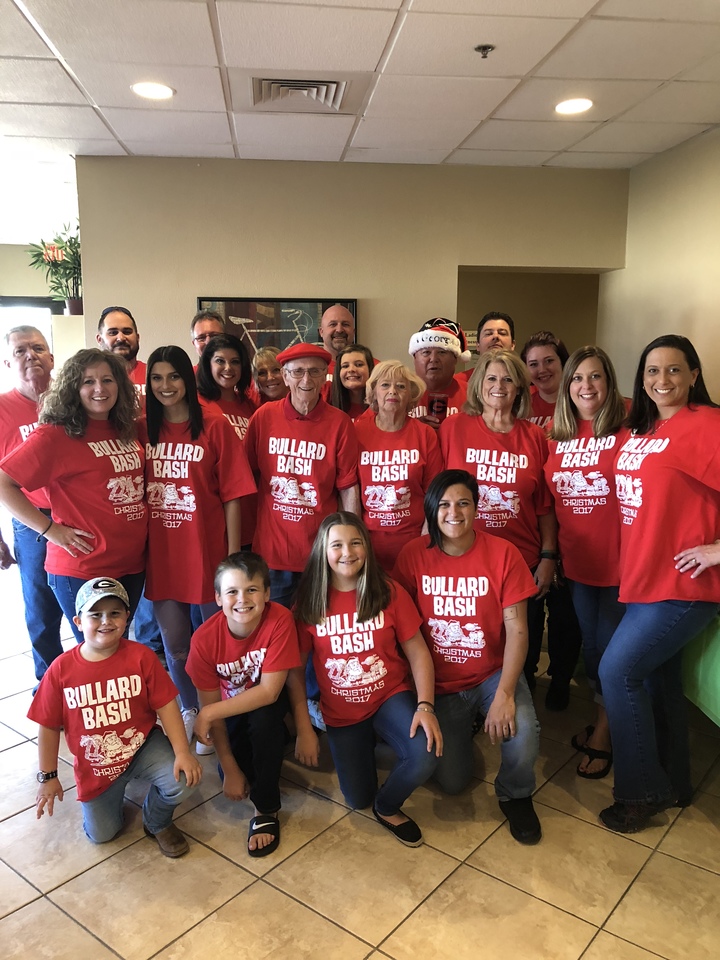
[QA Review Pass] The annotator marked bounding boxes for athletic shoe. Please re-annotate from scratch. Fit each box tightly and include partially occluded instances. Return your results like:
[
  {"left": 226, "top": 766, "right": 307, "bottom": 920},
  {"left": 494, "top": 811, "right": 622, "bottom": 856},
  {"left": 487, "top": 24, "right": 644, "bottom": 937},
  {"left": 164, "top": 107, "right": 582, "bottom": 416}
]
[
  {"left": 599, "top": 799, "right": 674, "bottom": 834},
  {"left": 181, "top": 706, "right": 198, "bottom": 744},
  {"left": 196, "top": 740, "right": 215, "bottom": 756}
]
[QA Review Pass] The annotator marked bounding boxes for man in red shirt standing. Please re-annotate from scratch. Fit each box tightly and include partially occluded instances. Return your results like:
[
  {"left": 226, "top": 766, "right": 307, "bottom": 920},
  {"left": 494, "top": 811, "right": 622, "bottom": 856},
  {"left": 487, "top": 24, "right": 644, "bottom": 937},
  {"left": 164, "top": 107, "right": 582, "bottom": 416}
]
[
  {"left": 0, "top": 326, "right": 64, "bottom": 683},
  {"left": 408, "top": 318, "right": 470, "bottom": 428},
  {"left": 96, "top": 306, "right": 146, "bottom": 392}
]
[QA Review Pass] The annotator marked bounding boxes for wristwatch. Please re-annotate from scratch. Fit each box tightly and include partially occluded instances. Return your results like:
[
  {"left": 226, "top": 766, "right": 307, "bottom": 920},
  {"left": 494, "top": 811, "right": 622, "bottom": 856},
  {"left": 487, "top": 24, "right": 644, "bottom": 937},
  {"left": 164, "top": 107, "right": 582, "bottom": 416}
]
[{"left": 36, "top": 770, "right": 58, "bottom": 783}]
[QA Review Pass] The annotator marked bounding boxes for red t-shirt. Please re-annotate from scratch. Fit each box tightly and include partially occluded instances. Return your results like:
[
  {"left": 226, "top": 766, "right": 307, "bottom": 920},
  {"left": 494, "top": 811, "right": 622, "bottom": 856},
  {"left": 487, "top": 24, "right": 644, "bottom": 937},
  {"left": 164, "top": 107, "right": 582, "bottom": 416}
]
[
  {"left": 545, "top": 421, "right": 628, "bottom": 587},
  {"left": 144, "top": 416, "right": 256, "bottom": 604},
  {"left": 526, "top": 393, "right": 555, "bottom": 431},
  {"left": 28, "top": 639, "right": 178, "bottom": 802},
  {"left": 409, "top": 376, "right": 467, "bottom": 422},
  {"left": 393, "top": 533, "right": 537, "bottom": 695},
  {"left": 355, "top": 413, "right": 443, "bottom": 570},
  {"left": 614, "top": 405, "right": 720, "bottom": 604},
  {"left": 186, "top": 602, "right": 300, "bottom": 698},
  {"left": 0, "top": 388, "right": 50, "bottom": 509},
  {"left": 199, "top": 394, "right": 258, "bottom": 546},
  {"left": 1, "top": 420, "right": 147, "bottom": 578},
  {"left": 295, "top": 581, "right": 422, "bottom": 727},
  {"left": 244, "top": 396, "right": 359, "bottom": 572},
  {"left": 439, "top": 413, "right": 551, "bottom": 567}
]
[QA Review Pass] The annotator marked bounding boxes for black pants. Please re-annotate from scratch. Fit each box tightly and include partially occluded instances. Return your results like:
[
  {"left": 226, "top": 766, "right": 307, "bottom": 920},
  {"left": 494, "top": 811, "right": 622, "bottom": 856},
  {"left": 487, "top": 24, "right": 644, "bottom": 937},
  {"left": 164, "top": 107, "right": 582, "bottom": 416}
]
[
  {"left": 223, "top": 688, "right": 289, "bottom": 813},
  {"left": 525, "top": 578, "right": 582, "bottom": 689}
]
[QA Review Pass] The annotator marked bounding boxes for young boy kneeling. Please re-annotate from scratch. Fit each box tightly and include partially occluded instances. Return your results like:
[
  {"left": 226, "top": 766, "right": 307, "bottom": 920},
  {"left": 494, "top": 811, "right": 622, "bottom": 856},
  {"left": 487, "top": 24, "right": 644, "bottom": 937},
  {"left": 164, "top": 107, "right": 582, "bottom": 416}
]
[
  {"left": 29, "top": 577, "right": 202, "bottom": 858},
  {"left": 186, "top": 552, "right": 301, "bottom": 858}
]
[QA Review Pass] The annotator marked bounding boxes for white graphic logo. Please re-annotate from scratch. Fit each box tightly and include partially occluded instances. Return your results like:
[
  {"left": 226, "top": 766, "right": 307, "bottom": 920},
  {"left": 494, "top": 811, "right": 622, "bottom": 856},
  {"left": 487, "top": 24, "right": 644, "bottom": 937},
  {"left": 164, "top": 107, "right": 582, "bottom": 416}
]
[
  {"left": 324, "top": 654, "right": 388, "bottom": 688},
  {"left": 270, "top": 476, "right": 318, "bottom": 507},
  {"left": 616, "top": 473, "right": 643, "bottom": 508},
  {"left": 106, "top": 474, "right": 144, "bottom": 504},
  {"left": 477, "top": 484, "right": 520, "bottom": 515},
  {"left": 364, "top": 484, "right": 411, "bottom": 512},
  {"left": 79, "top": 727, "right": 145, "bottom": 766},
  {"left": 552, "top": 470, "right": 609, "bottom": 498},
  {"left": 146, "top": 481, "right": 197, "bottom": 511},
  {"left": 428, "top": 618, "right": 486, "bottom": 649}
]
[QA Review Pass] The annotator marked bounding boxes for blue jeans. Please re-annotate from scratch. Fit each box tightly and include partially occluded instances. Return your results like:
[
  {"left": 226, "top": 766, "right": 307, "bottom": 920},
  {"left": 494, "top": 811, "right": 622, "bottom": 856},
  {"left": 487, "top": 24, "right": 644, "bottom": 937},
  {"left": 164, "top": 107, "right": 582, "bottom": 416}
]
[
  {"left": 434, "top": 672, "right": 539, "bottom": 800},
  {"left": 269, "top": 568, "right": 318, "bottom": 698},
  {"left": 81, "top": 727, "right": 196, "bottom": 842},
  {"left": 132, "top": 589, "right": 163, "bottom": 654},
  {"left": 569, "top": 581, "right": 625, "bottom": 695},
  {"left": 48, "top": 571, "right": 145, "bottom": 644},
  {"left": 599, "top": 599, "right": 719, "bottom": 806},
  {"left": 324, "top": 690, "right": 438, "bottom": 816},
  {"left": 12, "top": 516, "right": 64, "bottom": 683}
]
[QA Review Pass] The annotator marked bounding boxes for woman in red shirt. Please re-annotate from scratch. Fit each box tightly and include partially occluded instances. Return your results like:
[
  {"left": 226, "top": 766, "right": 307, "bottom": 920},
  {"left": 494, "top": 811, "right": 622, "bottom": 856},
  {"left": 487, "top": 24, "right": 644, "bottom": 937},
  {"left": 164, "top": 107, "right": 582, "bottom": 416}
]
[
  {"left": 293, "top": 512, "right": 441, "bottom": 846},
  {"left": 330, "top": 344, "right": 373, "bottom": 421}
]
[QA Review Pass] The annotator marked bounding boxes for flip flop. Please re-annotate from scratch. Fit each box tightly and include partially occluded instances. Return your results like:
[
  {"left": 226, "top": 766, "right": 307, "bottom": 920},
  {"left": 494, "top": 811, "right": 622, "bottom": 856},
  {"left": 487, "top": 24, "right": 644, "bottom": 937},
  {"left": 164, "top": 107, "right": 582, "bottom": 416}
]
[
  {"left": 248, "top": 815, "right": 280, "bottom": 858},
  {"left": 577, "top": 744, "right": 613, "bottom": 780},
  {"left": 571, "top": 724, "right": 595, "bottom": 752}
]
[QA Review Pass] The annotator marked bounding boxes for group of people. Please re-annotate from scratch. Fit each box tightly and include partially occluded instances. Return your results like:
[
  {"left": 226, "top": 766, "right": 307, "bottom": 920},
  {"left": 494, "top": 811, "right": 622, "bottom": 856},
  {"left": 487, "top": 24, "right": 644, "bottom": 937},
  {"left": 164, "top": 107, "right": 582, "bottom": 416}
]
[{"left": 0, "top": 302, "right": 718, "bottom": 859}]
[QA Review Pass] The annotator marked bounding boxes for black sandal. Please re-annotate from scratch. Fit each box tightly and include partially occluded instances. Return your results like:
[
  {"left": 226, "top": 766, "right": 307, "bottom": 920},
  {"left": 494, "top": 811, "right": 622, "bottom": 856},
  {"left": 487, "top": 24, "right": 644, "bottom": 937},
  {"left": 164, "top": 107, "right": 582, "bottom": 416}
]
[
  {"left": 576, "top": 744, "right": 613, "bottom": 780},
  {"left": 248, "top": 814, "right": 280, "bottom": 858}
]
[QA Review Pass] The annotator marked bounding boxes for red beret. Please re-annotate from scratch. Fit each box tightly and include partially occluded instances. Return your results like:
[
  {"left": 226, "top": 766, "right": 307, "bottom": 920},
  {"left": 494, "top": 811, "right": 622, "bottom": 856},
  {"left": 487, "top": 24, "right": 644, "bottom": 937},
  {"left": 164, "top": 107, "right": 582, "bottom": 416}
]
[{"left": 276, "top": 343, "right": 332, "bottom": 366}]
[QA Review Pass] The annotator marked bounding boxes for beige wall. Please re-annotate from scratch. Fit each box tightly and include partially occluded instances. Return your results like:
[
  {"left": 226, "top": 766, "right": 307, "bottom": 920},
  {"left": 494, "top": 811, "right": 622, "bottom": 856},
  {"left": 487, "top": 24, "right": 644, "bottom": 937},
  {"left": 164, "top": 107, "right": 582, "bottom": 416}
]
[
  {"left": 76, "top": 157, "right": 628, "bottom": 365},
  {"left": 457, "top": 268, "right": 599, "bottom": 363},
  {"left": 598, "top": 127, "right": 720, "bottom": 396},
  {"left": 0, "top": 244, "right": 52, "bottom": 296}
]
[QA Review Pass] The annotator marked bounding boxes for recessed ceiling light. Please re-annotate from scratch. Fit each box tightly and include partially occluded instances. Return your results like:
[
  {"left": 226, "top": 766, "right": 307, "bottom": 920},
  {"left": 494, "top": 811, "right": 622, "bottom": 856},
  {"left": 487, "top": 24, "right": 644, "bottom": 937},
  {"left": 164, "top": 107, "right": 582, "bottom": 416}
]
[
  {"left": 555, "top": 98, "right": 593, "bottom": 115},
  {"left": 131, "top": 82, "right": 175, "bottom": 101}
]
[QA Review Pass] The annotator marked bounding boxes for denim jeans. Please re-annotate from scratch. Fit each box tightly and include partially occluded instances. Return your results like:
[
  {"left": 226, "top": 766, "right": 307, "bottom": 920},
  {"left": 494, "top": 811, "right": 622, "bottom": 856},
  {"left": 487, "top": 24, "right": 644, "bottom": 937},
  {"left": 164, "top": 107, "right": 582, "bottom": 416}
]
[
  {"left": 131, "top": 589, "right": 163, "bottom": 654},
  {"left": 269, "top": 568, "right": 318, "bottom": 698},
  {"left": 48, "top": 571, "right": 145, "bottom": 644},
  {"left": 598, "top": 599, "right": 719, "bottom": 806},
  {"left": 568, "top": 581, "right": 625, "bottom": 695},
  {"left": 434, "top": 672, "right": 539, "bottom": 800},
  {"left": 81, "top": 727, "right": 196, "bottom": 842},
  {"left": 223, "top": 689, "right": 289, "bottom": 814},
  {"left": 525, "top": 576, "right": 582, "bottom": 687},
  {"left": 12, "top": 516, "right": 64, "bottom": 683},
  {"left": 325, "top": 690, "right": 438, "bottom": 816}
]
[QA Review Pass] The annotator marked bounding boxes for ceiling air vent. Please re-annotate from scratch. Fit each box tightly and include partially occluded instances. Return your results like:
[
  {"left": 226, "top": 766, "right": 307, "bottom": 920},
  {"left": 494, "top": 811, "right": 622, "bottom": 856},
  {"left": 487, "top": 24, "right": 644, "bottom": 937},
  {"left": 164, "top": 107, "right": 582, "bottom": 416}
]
[{"left": 252, "top": 77, "right": 347, "bottom": 113}]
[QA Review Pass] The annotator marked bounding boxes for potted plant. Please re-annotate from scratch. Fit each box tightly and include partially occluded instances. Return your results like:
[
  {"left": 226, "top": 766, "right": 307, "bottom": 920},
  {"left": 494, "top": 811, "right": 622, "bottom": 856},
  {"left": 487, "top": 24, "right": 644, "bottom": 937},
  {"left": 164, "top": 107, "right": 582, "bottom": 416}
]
[{"left": 28, "top": 223, "right": 83, "bottom": 314}]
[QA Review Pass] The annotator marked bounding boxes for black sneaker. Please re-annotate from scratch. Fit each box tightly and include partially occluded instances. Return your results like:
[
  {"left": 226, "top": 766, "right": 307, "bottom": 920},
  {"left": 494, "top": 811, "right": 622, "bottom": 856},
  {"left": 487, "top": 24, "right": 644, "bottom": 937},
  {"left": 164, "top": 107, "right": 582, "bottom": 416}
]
[
  {"left": 544, "top": 679, "right": 570, "bottom": 711},
  {"left": 499, "top": 797, "right": 542, "bottom": 845},
  {"left": 372, "top": 806, "right": 423, "bottom": 847},
  {"left": 599, "top": 799, "right": 674, "bottom": 834}
]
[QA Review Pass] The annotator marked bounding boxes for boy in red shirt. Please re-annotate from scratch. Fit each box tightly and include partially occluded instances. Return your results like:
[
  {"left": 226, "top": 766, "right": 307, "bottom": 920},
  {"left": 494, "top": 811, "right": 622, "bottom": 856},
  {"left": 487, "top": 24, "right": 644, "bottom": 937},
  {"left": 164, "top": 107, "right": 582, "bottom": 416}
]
[
  {"left": 186, "top": 552, "right": 301, "bottom": 858},
  {"left": 29, "top": 577, "right": 202, "bottom": 858}
]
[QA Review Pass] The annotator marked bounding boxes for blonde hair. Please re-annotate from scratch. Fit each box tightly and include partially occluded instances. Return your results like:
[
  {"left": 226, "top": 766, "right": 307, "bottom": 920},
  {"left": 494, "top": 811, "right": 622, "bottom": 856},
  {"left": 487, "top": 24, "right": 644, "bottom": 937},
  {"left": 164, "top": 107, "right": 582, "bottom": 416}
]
[
  {"left": 252, "top": 346, "right": 281, "bottom": 379},
  {"left": 551, "top": 346, "right": 627, "bottom": 441},
  {"left": 366, "top": 360, "right": 425, "bottom": 411},
  {"left": 464, "top": 349, "right": 532, "bottom": 420}
]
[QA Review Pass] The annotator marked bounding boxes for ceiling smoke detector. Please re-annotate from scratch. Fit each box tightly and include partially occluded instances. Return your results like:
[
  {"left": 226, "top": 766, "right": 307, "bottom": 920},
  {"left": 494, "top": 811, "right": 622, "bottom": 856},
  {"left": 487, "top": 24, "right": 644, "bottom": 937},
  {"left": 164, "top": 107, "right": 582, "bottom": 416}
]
[{"left": 252, "top": 77, "right": 347, "bottom": 112}]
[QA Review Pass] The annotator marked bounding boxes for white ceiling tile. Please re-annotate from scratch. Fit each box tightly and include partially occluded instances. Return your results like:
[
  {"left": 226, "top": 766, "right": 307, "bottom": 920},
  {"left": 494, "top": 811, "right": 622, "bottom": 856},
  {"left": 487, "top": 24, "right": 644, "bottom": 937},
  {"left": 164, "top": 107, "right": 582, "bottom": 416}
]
[
  {"left": 217, "top": 2, "right": 396, "bottom": 72},
  {"left": 21, "top": 0, "right": 217, "bottom": 66},
  {"left": 255, "top": 0, "right": 402, "bottom": 7},
  {"left": 678, "top": 53, "right": 720, "bottom": 82},
  {"left": 463, "top": 119, "right": 597, "bottom": 150},
  {"left": 102, "top": 109, "right": 231, "bottom": 143},
  {"left": 351, "top": 115, "right": 480, "bottom": 149},
  {"left": 619, "top": 82, "right": 720, "bottom": 123},
  {"left": 0, "top": 59, "right": 87, "bottom": 105},
  {"left": 595, "top": 0, "right": 720, "bottom": 23},
  {"left": 413, "top": 1, "right": 596, "bottom": 14},
  {"left": 345, "top": 147, "right": 450, "bottom": 163},
  {"left": 536, "top": 19, "right": 720, "bottom": 80},
  {"left": 569, "top": 121, "right": 711, "bottom": 152},
  {"left": 0, "top": 137, "right": 125, "bottom": 159},
  {"left": 234, "top": 112, "right": 356, "bottom": 156},
  {"left": 0, "top": 0, "right": 54, "bottom": 57},
  {"left": 66, "top": 62, "right": 226, "bottom": 112},
  {"left": 546, "top": 151, "right": 653, "bottom": 167},
  {"left": 445, "top": 149, "right": 555, "bottom": 165},
  {"left": 366, "top": 75, "right": 518, "bottom": 121},
  {"left": 386, "top": 13, "right": 578, "bottom": 77},
  {"left": 124, "top": 142, "right": 236, "bottom": 159},
  {"left": 495, "top": 78, "right": 661, "bottom": 121},
  {"left": 238, "top": 144, "right": 344, "bottom": 161},
  {"left": 0, "top": 103, "right": 113, "bottom": 139}
]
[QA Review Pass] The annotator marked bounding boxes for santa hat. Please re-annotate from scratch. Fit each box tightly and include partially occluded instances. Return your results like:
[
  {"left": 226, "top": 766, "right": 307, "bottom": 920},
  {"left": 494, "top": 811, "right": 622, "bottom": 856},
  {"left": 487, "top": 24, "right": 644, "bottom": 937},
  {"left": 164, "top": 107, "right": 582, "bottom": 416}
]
[{"left": 408, "top": 318, "right": 471, "bottom": 362}]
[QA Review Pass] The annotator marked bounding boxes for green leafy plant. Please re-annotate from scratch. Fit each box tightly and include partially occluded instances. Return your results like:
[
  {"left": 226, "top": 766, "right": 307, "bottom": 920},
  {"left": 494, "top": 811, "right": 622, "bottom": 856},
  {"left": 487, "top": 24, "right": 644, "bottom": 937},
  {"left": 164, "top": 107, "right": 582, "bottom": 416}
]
[{"left": 28, "top": 223, "right": 82, "bottom": 301}]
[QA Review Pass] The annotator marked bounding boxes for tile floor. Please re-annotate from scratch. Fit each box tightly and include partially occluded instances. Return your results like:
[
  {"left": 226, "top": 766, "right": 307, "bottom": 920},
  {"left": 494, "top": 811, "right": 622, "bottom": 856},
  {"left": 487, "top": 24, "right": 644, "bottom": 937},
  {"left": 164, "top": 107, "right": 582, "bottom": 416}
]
[{"left": 1, "top": 560, "right": 719, "bottom": 960}]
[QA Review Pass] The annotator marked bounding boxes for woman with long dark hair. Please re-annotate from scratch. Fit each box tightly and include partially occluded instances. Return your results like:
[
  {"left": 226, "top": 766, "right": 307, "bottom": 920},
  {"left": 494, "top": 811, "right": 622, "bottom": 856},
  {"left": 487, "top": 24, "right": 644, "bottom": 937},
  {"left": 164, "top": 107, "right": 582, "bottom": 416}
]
[
  {"left": 330, "top": 343, "right": 374, "bottom": 421},
  {"left": 144, "top": 345, "right": 255, "bottom": 746},
  {"left": 598, "top": 334, "right": 720, "bottom": 833},
  {"left": 0, "top": 348, "right": 146, "bottom": 639}
]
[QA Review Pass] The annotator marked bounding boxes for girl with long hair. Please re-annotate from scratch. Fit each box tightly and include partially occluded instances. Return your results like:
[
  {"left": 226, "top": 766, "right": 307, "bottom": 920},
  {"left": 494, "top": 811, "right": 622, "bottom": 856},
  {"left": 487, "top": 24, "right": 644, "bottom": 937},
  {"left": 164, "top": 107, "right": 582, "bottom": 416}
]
[{"left": 329, "top": 343, "right": 373, "bottom": 421}]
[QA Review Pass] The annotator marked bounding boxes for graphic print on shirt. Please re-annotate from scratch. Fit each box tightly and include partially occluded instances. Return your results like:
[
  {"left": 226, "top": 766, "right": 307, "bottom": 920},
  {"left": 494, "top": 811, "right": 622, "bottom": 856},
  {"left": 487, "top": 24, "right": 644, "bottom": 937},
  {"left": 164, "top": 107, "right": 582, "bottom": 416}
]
[
  {"left": 146, "top": 441, "right": 207, "bottom": 527},
  {"left": 615, "top": 434, "right": 669, "bottom": 524},
  {"left": 477, "top": 484, "right": 520, "bottom": 517},
  {"left": 270, "top": 475, "right": 318, "bottom": 507},
  {"left": 79, "top": 727, "right": 145, "bottom": 766},
  {"left": 421, "top": 574, "right": 490, "bottom": 664},
  {"left": 266, "top": 437, "right": 325, "bottom": 521},
  {"left": 429, "top": 618, "right": 486, "bottom": 650},
  {"left": 88, "top": 437, "right": 145, "bottom": 521},
  {"left": 107, "top": 474, "right": 144, "bottom": 504},
  {"left": 552, "top": 469, "right": 609, "bottom": 514},
  {"left": 147, "top": 481, "right": 197, "bottom": 512},
  {"left": 317, "top": 610, "right": 388, "bottom": 703},
  {"left": 616, "top": 474, "right": 643, "bottom": 521},
  {"left": 217, "top": 647, "right": 268, "bottom": 695}
]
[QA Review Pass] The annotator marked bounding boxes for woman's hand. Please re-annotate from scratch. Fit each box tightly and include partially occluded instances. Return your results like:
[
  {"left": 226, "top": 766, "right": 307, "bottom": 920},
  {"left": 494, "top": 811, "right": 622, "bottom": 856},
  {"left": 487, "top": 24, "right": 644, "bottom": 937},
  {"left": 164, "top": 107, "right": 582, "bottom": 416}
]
[
  {"left": 484, "top": 689, "right": 516, "bottom": 745},
  {"left": 46, "top": 523, "right": 95, "bottom": 558},
  {"left": 410, "top": 709, "right": 443, "bottom": 757},
  {"left": 675, "top": 542, "right": 720, "bottom": 579},
  {"left": 533, "top": 557, "right": 555, "bottom": 598}
]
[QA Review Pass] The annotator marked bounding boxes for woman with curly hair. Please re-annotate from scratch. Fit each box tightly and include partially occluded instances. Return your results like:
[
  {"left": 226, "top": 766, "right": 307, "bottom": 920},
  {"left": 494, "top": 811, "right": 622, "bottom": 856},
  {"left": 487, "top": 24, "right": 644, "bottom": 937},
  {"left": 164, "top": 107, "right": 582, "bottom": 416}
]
[{"left": 0, "top": 347, "right": 146, "bottom": 639}]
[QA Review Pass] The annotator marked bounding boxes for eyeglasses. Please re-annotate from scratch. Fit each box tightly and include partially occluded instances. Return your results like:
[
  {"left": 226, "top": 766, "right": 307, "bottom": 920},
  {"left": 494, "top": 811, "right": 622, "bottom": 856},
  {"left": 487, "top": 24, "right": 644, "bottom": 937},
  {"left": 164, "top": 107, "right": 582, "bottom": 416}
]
[
  {"left": 192, "top": 333, "right": 219, "bottom": 344},
  {"left": 284, "top": 366, "right": 326, "bottom": 380}
]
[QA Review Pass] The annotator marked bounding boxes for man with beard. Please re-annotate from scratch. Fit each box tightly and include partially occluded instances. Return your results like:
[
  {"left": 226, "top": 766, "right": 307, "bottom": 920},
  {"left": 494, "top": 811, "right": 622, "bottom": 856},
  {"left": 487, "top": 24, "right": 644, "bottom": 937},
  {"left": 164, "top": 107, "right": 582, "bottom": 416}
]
[{"left": 96, "top": 306, "right": 145, "bottom": 391}]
